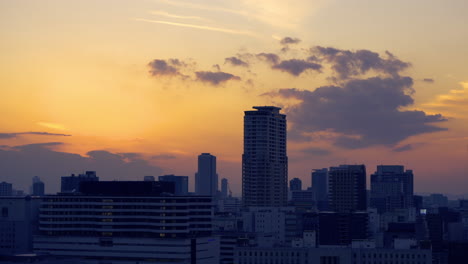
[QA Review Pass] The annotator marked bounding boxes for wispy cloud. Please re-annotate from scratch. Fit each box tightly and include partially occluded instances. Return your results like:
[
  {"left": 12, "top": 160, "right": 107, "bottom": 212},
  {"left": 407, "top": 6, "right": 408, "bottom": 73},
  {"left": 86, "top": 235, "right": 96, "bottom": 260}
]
[
  {"left": 149, "top": 10, "right": 211, "bottom": 22},
  {"left": 155, "top": 0, "right": 329, "bottom": 29},
  {"left": 136, "top": 18, "right": 255, "bottom": 36},
  {"left": 0, "top": 132, "right": 71, "bottom": 139},
  {"left": 37, "top": 122, "right": 67, "bottom": 131},
  {"left": 155, "top": 0, "right": 248, "bottom": 17}
]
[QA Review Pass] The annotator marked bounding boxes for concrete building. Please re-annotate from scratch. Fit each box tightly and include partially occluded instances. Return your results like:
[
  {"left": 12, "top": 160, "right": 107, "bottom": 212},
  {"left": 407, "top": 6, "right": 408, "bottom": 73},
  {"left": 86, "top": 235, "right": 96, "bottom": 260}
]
[
  {"left": 221, "top": 178, "right": 229, "bottom": 198},
  {"left": 0, "top": 196, "right": 41, "bottom": 255},
  {"left": 32, "top": 176, "right": 45, "bottom": 196},
  {"left": 61, "top": 171, "right": 99, "bottom": 193},
  {"left": 33, "top": 181, "right": 219, "bottom": 264},
  {"left": 318, "top": 212, "right": 369, "bottom": 246},
  {"left": 158, "top": 174, "right": 189, "bottom": 195},
  {"left": 218, "top": 196, "right": 242, "bottom": 213},
  {"left": 328, "top": 165, "right": 367, "bottom": 213},
  {"left": 312, "top": 168, "right": 328, "bottom": 211},
  {"left": 370, "top": 165, "right": 414, "bottom": 213},
  {"left": 242, "top": 207, "right": 297, "bottom": 246},
  {"left": 0, "top": 182, "right": 13, "bottom": 196},
  {"left": 195, "top": 153, "right": 218, "bottom": 197},
  {"left": 243, "top": 106, "right": 287, "bottom": 207},
  {"left": 143, "top": 175, "right": 155, "bottom": 181},
  {"left": 289, "top": 178, "right": 302, "bottom": 191},
  {"left": 234, "top": 246, "right": 431, "bottom": 264}
]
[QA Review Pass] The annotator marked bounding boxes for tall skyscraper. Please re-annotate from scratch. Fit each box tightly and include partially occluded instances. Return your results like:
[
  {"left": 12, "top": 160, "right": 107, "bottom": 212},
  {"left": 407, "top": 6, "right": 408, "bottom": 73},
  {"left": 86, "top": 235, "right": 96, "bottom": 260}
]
[
  {"left": 159, "top": 174, "right": 189, "bottom": 195},
  {"left": 289, "top": 178, "right": 302, "bottom": 191},
  {"left": 221, "top": 178, "right": 229, "bottom": 198},
  {"left": 370, "top": 165, "right": 414, "bottom": 213},
  {"left": 32, "top": 176, "right": 45, "bottom": 196},
  {"left": 242, "top": 106, "right": 287, "bottom": 207},
  {"left": 312, "top": 168, "right": 328, "bottom": 211},
  {"left": 195, "top": 153, "right": 218, "bottom": 196},
  {"left": 328, "top": 165, "right": 366, "bottom": 213}
]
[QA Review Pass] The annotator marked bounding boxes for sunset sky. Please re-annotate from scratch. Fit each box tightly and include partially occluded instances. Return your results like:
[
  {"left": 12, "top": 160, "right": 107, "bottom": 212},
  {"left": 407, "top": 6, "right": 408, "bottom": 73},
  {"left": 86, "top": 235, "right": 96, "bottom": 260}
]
[{"left": 1, "top": 0, "right": 467, "bottom": 196}]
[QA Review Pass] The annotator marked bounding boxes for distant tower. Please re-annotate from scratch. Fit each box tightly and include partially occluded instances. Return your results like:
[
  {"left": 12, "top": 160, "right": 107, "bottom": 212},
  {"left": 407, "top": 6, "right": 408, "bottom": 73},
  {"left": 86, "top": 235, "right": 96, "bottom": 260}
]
[
  {"left": 221, "top": 178, "right": 229, "bottom": 198},
  {"left": 289, "top": 178, "right": 302, "bottom": 191},
  {"left": 328, "top": 165, "right": 366, "bottom": 212},
  {"left": 242, "top": 106, "right": 288, "bottom": 207},
  {"left": 195, "top": 153, "right": 218, "bottom": 196},
  {"left": 370, "top": 165, "right": 414, "bottom": 213},
  {"left": 32, "top": 176, "right": 45, "bottom": 196},
  {"left": 312, "top": 168, "right": 328, "bottom": 210}
]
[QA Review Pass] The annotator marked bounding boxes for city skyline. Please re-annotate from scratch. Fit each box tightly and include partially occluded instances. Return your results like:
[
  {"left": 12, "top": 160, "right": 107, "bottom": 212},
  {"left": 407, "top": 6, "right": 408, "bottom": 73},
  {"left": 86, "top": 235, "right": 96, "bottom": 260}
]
[{"left": 1, "top": 1, "right": 468, "bottom": 196}]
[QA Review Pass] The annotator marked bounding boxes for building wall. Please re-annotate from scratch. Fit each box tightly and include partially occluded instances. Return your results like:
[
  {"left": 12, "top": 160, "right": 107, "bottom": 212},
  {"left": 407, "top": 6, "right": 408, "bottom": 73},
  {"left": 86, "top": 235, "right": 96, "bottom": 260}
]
[
  {"left": 0, "top": 197, "right": 41, "bottom": 255},
  {"left": 328, "top": 165, "right": 367, "bottom": 213},
  {"left": 243, "top": 106, "right": 287, "bottom": 207},
  {"left": 234, "top": 247, "right": 431, "bottom": 264},
  {"left": 195, "top": 153, "right": 218, "bottom": 196},
  {"left": 33, "top": 194, "right": 216, "bottom": 263}
]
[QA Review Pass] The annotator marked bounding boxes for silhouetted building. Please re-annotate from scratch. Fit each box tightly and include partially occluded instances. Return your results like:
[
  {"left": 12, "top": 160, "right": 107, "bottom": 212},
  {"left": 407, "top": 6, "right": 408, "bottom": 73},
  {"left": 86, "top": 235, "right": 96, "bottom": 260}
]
[
  {"left": 31, "top": 176, "right": 44, "bottom": 196},
  {"left": 318, "top": 212, "right": 368, "bottom": 246},
  {"left": 0, "top": 182, "right": 13, "bottom": 196},
  {"left": 243, "top": 106, "right": 287, "bottom": 207},
  {"left": 290, "top": 178, "right": 302, "bottom": 191},
  {"left": 34, "top": 181, "right": 219, "bottom": 263},
  {"left": 370, "top": 165, "right": 414, "bottom": 213},
  {"left": 312, "top": 168, "right": 328, "bottom": 211},
  {"left": 195, "top": 153, "right": 218, "bottom": 196},
  {"left": 221, "top": 178, "right": 229, "bottom": 198},
  {"left": 158, "top": 174, "right": 189, "bottom": 195},
  {"left": 424, "top": 193, "right": 449, "bottom": 208},
  {"left": 79, "top": 181, "right": 175, "bottom": 196},
  {"left": 0, "top": 196, "right": 41, "bottom": 255},
  {"left": 60, "top": 171, "right": 99, "bottom": 193},
  {"left": 328, "top": 165, "right": 366, "bottom": 213},
  {"left": 144, "top": 175, "right": 155, "bottom": 181}
]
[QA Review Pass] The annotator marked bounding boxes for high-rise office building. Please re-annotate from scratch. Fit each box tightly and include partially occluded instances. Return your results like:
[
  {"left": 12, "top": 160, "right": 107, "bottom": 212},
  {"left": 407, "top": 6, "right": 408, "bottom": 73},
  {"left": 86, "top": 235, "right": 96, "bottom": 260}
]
[
  {"left": 0, "top": 182, "right": 13, "bottom": 196},
  {"left": 328, "top": 165, "right": 366, "bottom": 213},
  {"left": 159, "top": 174, "right": 189, "bottom": 195},
  {"left": 61, "top": 171, "right": 99, "bottom": 193},
  {"left": 221, "top": 178, "right": 229, "bottom": 198},
  {"left": 370, "top": 165, "right": 414, "bottom": 213},
  {"left": 290, "top": 178, "right": 302, "bottom": 191},
  {"left": 195, "top": 153, "right": 218, "bottom": 196},
  {"left": 31, "top": 176, "right": 44, "bottom": 196},
  {"left": 312, "top": 168, "right": 328, "bottom": 211},
  {"left": 242, "top": 106, "right": 287, "bottom": 207}
]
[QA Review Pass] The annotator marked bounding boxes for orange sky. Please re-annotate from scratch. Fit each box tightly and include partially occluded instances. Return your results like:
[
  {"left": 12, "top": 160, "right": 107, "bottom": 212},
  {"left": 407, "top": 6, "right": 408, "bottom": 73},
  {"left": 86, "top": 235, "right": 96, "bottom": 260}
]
[{"left": 0, "top": 0, "right": 467, "bottom": 195}]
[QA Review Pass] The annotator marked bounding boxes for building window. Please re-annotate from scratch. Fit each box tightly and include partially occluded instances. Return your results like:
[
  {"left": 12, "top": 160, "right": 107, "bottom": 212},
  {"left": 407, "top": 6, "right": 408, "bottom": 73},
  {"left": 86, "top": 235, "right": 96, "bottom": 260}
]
[{"left": 1, "top": 207, "right": 7, "bottom": 218}]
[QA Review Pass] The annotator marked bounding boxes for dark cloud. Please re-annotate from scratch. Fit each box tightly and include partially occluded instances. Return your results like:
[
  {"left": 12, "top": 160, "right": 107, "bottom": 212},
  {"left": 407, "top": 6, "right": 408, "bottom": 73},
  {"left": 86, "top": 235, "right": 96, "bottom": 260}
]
[
  {"left": 423, "top": 78, "right": 435, "bottom": 83},
  {"left": 195, "top": 71, "right": 241, "bottom": 85},
  {"left": 313, "top": 46, "right": 410, "bottom": 80},
  {"left": 393, "top": 144, "right": 413, "bottom": 152},
  {"left": 280, "top": 37, "right": 301, "bottom": 45},
  {"left": 271, "top": 76, "right": 447, "bottom": 148},
  {"left": 0, "top": 132, "right": 71, "bottom": 139},
  {"left": 148, "top": 58, "right": 186, "bottom": 76},
  {"left": 256, "top": 53, "right": 280, "bottom": 65},
  {"left": 225, "top": 57, "right": 249, "bottom": 67},
  {"left": 272, "top": 59, "right": 322, "bottom": 76},
  {"left": 0, "top": 143, "right": 163, "bottom": 193},
  {"left": 301, "top": 147, "right": 331, "bottom": 156},
  {"left": 152, "top": 154, "right": 177, "bottom": 160}
]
